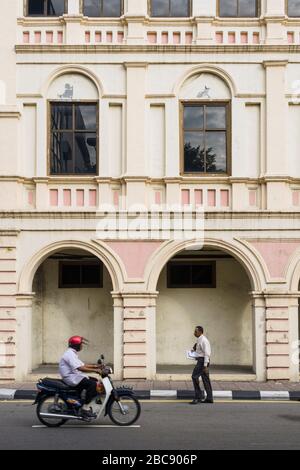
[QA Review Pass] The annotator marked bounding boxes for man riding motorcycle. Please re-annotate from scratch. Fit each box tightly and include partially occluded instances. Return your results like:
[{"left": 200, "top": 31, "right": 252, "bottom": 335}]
[{"left": 59, "top": 336, "right": 103, "bottom": 419}]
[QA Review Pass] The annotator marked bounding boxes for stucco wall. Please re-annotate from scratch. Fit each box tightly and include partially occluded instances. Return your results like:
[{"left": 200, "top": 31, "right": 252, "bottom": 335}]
[
  {"left": 32, "top": 259, "right": 114, "bottom": 369},
  {"left": 156, "top": 258, "right": 252, "bottom": 366}
]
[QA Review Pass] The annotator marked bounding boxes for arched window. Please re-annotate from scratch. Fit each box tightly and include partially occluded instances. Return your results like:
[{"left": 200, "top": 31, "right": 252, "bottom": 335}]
[
  {"left": 288, "top": 0, "right": 300, "bottom": 17},
  {"left": 83, "top": 0, "right": 123, "bottom": 17},
  {"left": 218, "top": 0, "right": 258, "bottom": 17},
  {"left": 150, "top": 0, "right": 191, "bottom": 17},
  {"left": 27, "top": 0, "right": 66, "bottom": 16}
]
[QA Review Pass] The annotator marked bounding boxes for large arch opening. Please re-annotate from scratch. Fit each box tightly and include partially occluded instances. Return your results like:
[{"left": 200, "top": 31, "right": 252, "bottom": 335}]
[
  {"left": 30, "top": 247, "right": 114, "bottom": 377},
  {"left": 155, "top": 246, "right": 254, "bottom": 378}
]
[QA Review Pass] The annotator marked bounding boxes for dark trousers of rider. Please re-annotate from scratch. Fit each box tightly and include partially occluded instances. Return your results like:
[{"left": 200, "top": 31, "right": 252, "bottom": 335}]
[
  {"left": 75, "top": 377, "right": 98, "bottom": 404},
  {"left": 192, "top": 357, "right": 213, "bottom": 401}
]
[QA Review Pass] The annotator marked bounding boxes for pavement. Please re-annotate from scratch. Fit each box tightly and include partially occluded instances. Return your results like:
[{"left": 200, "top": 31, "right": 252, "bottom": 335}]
[{"left": 1, "top": 379, "right": 300, "bottom": 401}]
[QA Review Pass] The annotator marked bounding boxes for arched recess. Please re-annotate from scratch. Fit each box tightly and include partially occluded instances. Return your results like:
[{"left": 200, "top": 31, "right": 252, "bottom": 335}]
[
  {"left": 17, "top": 239, "right": 125, "bottom": 374},
  {"left": 42, "top": 65, "right": 104, "bottom": 98},
  {"left": 173, "top": 64, "right": 237, "bottom": 98},
  {"left": 145, "top": 238, "right": 265, "bottom": 377}
]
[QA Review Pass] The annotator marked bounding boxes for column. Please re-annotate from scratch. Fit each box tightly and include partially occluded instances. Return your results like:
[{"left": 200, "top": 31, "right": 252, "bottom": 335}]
[
  {"left": 112, "top": 294, "right": 124, "bottom": 380},
  {"left": 252, "top": 293, "right": 267, "bottom": 381},
  {"left": 125, "top": 63, "right": 148, "bottom": 207},
  {"left": 265, "top": 293, "right": 299, "bottom": 382},
  {"left": 264, "top": 0, "right": 286, "bottom": 44},
  {"left": 67, "top": 0, "right": 80, "bottom": 15},
  {"left": 122, "top": 293, "right": 157, "bottom": 380},
  {"left": 15, "top": 294, "right": 34, "bottom": 381},
  {"left": 264, "top": 61, "right": 289, "bottom": 210},
  {"left": 124, "top": 0, "right": 147, "bottom": 45},
  {"left": 193, "top": 0, "right": 215, "bottom": 45},
  {"left": 0, "top": 232, "right": 18, "bottom": 381}
]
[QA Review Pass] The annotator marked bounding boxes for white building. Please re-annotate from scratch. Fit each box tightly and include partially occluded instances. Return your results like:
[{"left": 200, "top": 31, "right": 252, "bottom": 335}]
[{"left": 0, "top": 0, "right": 300, "bottom": 382}]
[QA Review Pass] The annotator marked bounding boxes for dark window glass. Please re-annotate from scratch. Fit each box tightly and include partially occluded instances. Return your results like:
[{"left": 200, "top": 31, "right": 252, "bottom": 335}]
[
  {"left": 28, "top": 0, "right": 45, "bottom": 14},
  {"left": 61, "top": 264, "right": 81, "bottom": 286},
  {"left": 183, "top": 104, "right": 228, "bottom": 174},
  {"left": 151, "top": 0, "right": 190, "bottom": 17},
  {"left": 50, "top": 102, "right": 97, "bottom": 175},
  {"left": 28, "top": 0, "right": 65, "bottom": 16},
  {"left": 191, "top": 264, "right": 214, "bottom": 286},
  {"left": 167, "top": 263, "right": 216, "bottom": 288},
  {"left": 60, "top": 262, "right": 103, "bottom": 288},
  {"left": 219, "top": 0, "right": 257, "bottom": 17},
  {"left": 83, "top": 0, "right": 122, "bottom": 17},
  {"left": 288, "top": 0, "right": 300, "bottom": 16},
  {"left": 81, "top": 264, "right": 101, "bottom": 286}
]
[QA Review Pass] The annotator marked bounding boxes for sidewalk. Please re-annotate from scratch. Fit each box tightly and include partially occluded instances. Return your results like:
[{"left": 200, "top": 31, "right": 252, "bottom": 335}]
[{"left": 1, "top": 379, "right": 300, "bottom": 401}]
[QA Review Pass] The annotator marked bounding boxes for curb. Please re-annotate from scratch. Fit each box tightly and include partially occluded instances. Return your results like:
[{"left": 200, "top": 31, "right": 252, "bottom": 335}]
[{"left": 1, "top": 389, "right": 300, "bottom": 401}]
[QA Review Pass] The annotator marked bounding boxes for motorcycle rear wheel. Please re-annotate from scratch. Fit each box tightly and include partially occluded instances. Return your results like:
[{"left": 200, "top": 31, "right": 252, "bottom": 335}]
[{"left": 36, "top": 395, "right": 70, "bottom": 428}]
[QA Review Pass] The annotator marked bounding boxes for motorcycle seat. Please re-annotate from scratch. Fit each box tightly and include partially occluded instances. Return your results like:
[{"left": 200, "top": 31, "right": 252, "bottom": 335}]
[{"left": 40, "top": 377, "right": 77, "bottom": 392}]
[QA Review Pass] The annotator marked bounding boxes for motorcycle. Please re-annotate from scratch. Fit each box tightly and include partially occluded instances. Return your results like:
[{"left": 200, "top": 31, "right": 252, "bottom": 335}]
[{"left": 34, "top": 355, "right": 141, "bottom": 427}]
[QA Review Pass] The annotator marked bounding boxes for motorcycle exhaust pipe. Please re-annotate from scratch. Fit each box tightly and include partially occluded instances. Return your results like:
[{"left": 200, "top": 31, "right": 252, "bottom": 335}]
[{"left": 39, "top": 412, "right": 85, "bottom": 421}]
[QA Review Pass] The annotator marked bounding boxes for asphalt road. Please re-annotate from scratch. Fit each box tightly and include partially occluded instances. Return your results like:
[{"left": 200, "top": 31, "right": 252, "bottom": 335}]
[{"left": 0, "top": 400, "right": 300, "bottom": 450}]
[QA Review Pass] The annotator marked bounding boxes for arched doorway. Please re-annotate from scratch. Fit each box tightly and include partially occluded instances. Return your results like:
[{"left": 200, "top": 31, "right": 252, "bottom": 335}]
[
  {"left": 155, "top": 246, "right": 254, "bottom": 378},
  {"left": 30, "top": 248, "right": 114, "bottom": 375}
]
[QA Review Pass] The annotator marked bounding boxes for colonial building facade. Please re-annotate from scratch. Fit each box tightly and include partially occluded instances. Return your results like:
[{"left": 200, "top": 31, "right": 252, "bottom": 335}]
[{"left": 1, "top": 0, "right": 300, "bottom": 382}]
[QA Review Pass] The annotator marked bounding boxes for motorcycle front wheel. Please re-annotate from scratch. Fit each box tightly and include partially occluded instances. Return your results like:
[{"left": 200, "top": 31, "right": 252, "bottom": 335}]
[
  {"left": 108, "top": 395, "right": 141, "bottom": 426},
  {"left": 36, "top": 395, "right": 69, "bottom": 428}
]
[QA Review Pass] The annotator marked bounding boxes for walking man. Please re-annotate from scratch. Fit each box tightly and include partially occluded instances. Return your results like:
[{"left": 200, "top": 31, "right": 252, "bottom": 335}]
[{"left": 190, "top": 326, "right": 214, "bottom": 404}]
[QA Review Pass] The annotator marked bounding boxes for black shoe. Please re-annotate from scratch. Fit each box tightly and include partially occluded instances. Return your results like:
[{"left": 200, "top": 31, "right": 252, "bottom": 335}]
[
  {"left": 201, "top": 399, "right": 214, "bottom": 404},
  {"left": 80, "top": 408, "right": 97, "bottom": 419},
  {"left": 189, "top": 399, "right": 201, "bottom": 405}
]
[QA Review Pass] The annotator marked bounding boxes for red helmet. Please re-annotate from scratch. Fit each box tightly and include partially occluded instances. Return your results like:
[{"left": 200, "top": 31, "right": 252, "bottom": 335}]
[{"left": 68, "top": 336, "right": 89, "bottom": 348}]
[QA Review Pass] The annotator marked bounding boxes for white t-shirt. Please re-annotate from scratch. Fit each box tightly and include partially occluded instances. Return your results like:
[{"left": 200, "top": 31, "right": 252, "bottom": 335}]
[{"left": 59, "top": 348, "right": 88, "bottom": 386}]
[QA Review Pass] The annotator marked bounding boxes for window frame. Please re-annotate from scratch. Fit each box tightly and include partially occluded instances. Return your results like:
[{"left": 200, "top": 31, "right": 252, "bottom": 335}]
[
  {"left": 180, "top": 100, "right": 232, "bottom": 177},
  {"left": 26, "top": 0, "right": 67, "bottom": 17},
  {"left": 80, "top": 0, "right": 124, "bottom": 17},
  {"left": 217, "top": 0, "right": 260, "bottom": 18},
  {"left": 286, "top": 0, "right": 300, "bottom": 17},
  {"left": 59, "top": 260, "right": 103, "bottom": 288},
  {"left": 167, "top": 261, "right": 217, "bottom": 289},
  {"left": 148, "top": 0, "right": 192, "bottom": 18},
  {"left": 48, "top": 100, "right": 99, "bottom": 177}
]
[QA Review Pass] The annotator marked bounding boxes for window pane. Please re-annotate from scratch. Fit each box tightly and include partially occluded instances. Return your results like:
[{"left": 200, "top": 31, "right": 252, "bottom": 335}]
[
  {"left": 51, "top": 132, "right": 73, "bottom": 174},
  {"left": 219, "top": 0, "right": 237, "bottom": 16},
  {"left": 191, "top": 265, "right": 214, "bottom": 286},
  {"left": 170, "top": 0, "right": 190, "bottom": 16},
  {"left": 47, "top": 0, "right": 65, "bottom": 16},
  {"left": 83, "top": 0, "right": 101, "bottom": 16},
  {"left": 288, "top": 0, "right": 300, "bottom": 16},
  {"left": 184, "top": 132, "right": 205, "bottom": 172},
  {"left": 184, "top": 106, "right": 204, "bottom": 130},
  {"left": 75, "top": 133, "right": 97, "bottom": 174},
  {"left": 28, "top": 0, "right": 45, "bottom": 15},
  {"left": 239, "top": 0, "right": 257, "bottom": 16},
  {"left": 75, "top": 105, "right": 97, "bottom": 130},
  {"left": 82, "top": 264, "right": 101, "bottom": 286},
  {"left": 103, "top": 0, "right": 122, "bottom": 16},
  {"left": 169, "top": 264, "right": 191, "bottom": 286},
  {"left": 206, "top": 107, "right": 226, "bottom": 130},
  {"left": 205, "top": 132, "right": 227, "bottom": 173},
  {"left": 61, "top": 265, "right": 81, "bottom": 286},
  {"left": 151, "top": 0, "right": 169, "bottom": 16},
  {"left": 51, "top": 104, "right": 73, "bottom": 130}
]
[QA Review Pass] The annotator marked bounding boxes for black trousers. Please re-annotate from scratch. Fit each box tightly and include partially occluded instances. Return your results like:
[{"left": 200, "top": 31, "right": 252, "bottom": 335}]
[
  {"left": 192, "top": 358, "right": 213, "bottom": 400},
  {"left": 75, "top": 377, "right": 98, "bottom": 404}
]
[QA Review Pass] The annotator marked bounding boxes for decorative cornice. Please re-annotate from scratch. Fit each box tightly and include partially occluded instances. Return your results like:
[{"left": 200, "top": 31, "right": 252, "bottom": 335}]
[
  {"left": 263, "top": 60, "right": 289, "bottom": 68},
  {"left": 14, "top": 44, "right": 300, "bottom": 54}
]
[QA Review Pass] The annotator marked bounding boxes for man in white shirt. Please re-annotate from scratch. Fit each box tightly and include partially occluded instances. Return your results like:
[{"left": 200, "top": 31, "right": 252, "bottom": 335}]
[
  {"left": 190, "top": 326, "right": 213, "bottom": 404},
  {"left": 59, "top": 336, "right": 103, "bottom": 418}
]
